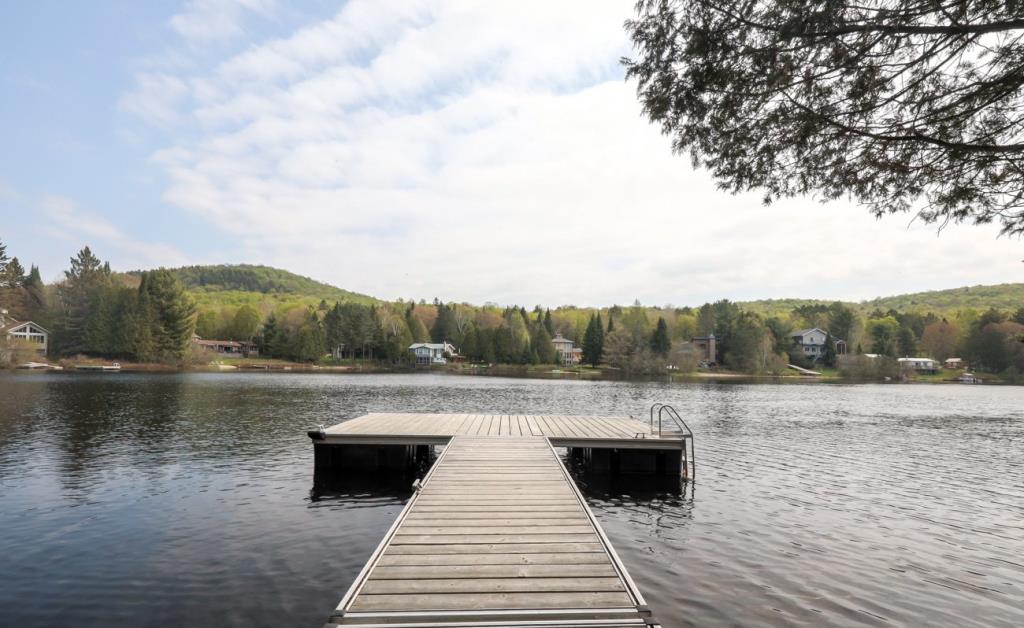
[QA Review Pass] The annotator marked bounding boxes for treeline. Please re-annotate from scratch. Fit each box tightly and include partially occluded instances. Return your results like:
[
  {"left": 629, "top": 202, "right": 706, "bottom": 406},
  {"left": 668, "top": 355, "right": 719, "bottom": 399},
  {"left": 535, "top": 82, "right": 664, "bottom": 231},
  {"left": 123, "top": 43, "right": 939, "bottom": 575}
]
[
  {"left": 3, "top": 237, "right": 1022, "bottom": 377},
  {"left": 1, "top": 241, "right": 197, "bottom": 362}
]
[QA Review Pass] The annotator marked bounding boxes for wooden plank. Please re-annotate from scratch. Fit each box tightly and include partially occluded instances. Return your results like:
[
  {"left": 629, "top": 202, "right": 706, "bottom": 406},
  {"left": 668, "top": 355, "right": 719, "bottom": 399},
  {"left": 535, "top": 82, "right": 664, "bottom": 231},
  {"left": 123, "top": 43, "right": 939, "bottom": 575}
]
[
  {"left": 393, "top": 534, "right": 599, "bottom": 544},
  {"left": 376, "top": 553, "right": 610, "bottom": 567},
  {"left": 347, "top": 591, "right": 635, "bottom": 611},
  {"left": 385, "top": 542, "right": 606, "bottom": 555},
  {"left": 394, "top": 525, "right": 595, "bottom": 535},
  {"left": 369, "top": 564, "right": 618, "bottom": 578},
  {"left": 360, "top": 577, "right": 625, "bottom": 594},
  {"left": 409, "top": 505, "right": 583, "bottom": 512},
  {"left": 401, "top": 516, "right": 593, "bottom": 524}
]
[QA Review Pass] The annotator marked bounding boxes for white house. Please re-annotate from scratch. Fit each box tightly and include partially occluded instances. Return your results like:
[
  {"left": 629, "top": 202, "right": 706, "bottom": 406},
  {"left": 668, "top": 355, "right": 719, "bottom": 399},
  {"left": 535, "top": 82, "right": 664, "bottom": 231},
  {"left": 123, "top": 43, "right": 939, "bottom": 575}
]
[
  {"left": 792, "top": 328, "right": 846, "bottom": 361},
  {"left": 898, "top": 357, "right": 939, "bottom": 373},
  {"left": 551, "top": 333, "right": 582, "bottom": 366},
  {"left": 0, "top": 309, "right": 48, "bottom": 355},
  {"left": 409, "top": 342, "right": 458, "bottom": 365}
]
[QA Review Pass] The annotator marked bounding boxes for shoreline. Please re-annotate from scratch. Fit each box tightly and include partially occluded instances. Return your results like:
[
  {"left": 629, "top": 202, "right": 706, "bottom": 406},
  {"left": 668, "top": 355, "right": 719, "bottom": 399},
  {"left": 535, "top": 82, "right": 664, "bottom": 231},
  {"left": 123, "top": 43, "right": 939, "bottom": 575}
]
[{"left": 4, "top": 359, "right": 1004, "bottom": 385}]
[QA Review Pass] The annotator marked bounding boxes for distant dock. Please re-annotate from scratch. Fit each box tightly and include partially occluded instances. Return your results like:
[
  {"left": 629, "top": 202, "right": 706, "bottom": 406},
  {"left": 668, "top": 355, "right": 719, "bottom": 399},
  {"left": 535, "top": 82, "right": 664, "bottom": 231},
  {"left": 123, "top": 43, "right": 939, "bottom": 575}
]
[{"left": 310, "top": 409, "right": 694, "bottom": 627}]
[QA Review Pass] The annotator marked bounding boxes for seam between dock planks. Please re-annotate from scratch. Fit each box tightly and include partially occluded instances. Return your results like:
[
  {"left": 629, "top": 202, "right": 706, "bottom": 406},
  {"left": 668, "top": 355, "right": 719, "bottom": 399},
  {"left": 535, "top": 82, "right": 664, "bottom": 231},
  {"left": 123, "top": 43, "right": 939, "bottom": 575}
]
[{"left": 327, "top": 435, "right": 658, "bottom": 628}]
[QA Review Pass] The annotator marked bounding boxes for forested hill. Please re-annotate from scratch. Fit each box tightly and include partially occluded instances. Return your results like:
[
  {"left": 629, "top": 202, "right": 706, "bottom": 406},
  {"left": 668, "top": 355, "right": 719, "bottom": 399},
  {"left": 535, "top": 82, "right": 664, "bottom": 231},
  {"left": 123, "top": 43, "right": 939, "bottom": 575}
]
[
  {"left": 127, "top": 264, "right": 377, "bottom": 308},
  {"left": 739, "top": 283, "right": 1024, "bottom": 317}
]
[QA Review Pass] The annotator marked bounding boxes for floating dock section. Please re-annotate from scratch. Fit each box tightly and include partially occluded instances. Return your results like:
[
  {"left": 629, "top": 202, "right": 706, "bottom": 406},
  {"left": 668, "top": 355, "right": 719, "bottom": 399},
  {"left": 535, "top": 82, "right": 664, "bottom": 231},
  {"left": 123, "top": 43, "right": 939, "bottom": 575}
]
[
  {"left": 312, "top": 412, "right": 688, "bottom": 478},
  {"left": 311, "top": 412, "right": 691, "bottom": 627}
]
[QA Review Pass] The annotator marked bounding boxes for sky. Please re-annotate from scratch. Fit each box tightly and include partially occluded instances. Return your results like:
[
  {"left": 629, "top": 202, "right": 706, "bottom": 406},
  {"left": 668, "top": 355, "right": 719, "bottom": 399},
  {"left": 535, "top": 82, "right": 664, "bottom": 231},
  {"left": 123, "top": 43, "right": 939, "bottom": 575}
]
[{"left": 0, "top": 0, "right": 1021, "bottom": 308}]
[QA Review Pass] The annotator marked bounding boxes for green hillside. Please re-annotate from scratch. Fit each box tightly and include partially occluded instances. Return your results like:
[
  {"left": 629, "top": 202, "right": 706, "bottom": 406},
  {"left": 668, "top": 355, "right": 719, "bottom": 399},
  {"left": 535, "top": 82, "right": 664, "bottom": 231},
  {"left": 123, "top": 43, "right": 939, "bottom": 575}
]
[
  {"left": 129, "top": 264, "right": 377, "bottom": 310},
  {"left": 739, "top": 283, "right": 1024, "bottom": 317},
  {"left": 863, "top": 283, "right": 1024, "bottom": 312}
]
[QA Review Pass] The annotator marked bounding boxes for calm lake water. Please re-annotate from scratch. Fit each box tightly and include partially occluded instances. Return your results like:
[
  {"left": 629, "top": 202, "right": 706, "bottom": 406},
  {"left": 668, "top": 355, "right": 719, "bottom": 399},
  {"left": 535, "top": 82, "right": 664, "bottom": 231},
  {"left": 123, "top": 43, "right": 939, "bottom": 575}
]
[{"left": 1, "top": 373, "right": 1022, "bottom": 627}]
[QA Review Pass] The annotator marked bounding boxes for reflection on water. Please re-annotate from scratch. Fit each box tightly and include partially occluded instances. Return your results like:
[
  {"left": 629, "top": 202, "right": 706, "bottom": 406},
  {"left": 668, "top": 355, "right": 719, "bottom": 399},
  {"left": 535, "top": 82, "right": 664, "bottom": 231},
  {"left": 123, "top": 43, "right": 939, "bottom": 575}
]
[{"left": 1, "top": 373, "right": 1023, "bottom": 627}]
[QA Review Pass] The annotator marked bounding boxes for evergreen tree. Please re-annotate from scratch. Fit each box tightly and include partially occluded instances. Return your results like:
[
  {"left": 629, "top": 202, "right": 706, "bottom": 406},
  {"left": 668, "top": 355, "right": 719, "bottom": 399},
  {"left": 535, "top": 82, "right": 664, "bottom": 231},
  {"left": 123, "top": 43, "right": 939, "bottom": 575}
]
[
  {"left": 822, "top": 332, "right": 837, "bottom": 367},
  {"left": 531, "top": 325, "right": 556, "bottom": 364},
  {"left": 58, "top": 247, "right": 111, "bottom": 354},
  {"left": 897, "top": 324, "right": 917, "bottom": 357},
  {"left": 431, "top": 302, "right": 456, "bottom": 343},
  {"left": 83, "top": 285, "right": 114, "bottom": 355},
  {"left": 582, "top": 314, "right": 604, "bottom": 366},
  {"left": 607, "top": 316, "right": 614, "bottom": 333},
  {"left": 24, "top": 265, "right": 46, "bottom": 315},
  {"left": 408, "top": 314, "right": 429, "bottom": 343},
  {"left": 478, "top": 328, "right": 497, "bottom": 363},
  {"left": 543, "top": 309, "right": 554, "bottom": 335},
  {"left": 0, "top": 238, "right": 8, "bottom": 273},
  {"left": 260, "top": 313, "right": 280, "bottom": 356},
  {"left": 324, "top": 303, "right": 343, "bottom": 355},
  {"left": 121, "top": 288, "right": 154, "bottom": 360},
  {"left": 292, "top": 309, "right": 326, "bottom": 362},
  {"left": 139, "top": 269, "right": 196, "bottom": 360},
  {"left": 2, "top": 257, "right": 25, "bottom": 287},
  {"left": 650, "top": 316, "right": 671, "bottom": 357}
]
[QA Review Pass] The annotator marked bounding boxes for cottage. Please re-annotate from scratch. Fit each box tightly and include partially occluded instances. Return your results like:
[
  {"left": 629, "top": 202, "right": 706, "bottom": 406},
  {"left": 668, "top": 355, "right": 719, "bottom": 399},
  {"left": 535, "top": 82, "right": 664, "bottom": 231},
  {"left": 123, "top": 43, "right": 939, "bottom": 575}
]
[
  {"left": 690, "top": 334, "right": 717, "bottom": 366},
  {"left": 944, "top": 357, "right": 965, "bottom": 370},
  {"left": 898, "top": 357, "right": 939, "bottom": 374},
  {"left": 791, "top": 328, "right": 846, "bottom": 361},
  {"left": 409, "top": 342, "right": 458, "bottom": 365},
  {"left": 0, "top": 309, "right": 48, "bottom": 354},
  {"left": 551, "top": 333, "right": 582, "bottom": 366},
  {"left": 192, "top": 334, "right": 258, "bottom": 357}
]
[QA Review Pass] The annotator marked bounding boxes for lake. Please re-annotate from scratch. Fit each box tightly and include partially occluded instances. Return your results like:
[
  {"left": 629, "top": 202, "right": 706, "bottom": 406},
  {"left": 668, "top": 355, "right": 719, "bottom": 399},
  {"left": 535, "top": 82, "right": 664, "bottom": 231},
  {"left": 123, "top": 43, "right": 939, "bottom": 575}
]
[{"left": 1, "top": 373, "right": 1022, "bottom": 627}]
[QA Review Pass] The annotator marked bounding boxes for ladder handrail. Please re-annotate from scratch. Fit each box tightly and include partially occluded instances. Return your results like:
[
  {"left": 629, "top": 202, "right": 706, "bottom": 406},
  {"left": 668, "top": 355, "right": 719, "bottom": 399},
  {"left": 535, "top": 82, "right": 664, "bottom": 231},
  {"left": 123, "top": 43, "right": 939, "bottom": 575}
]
[{"left": 649, "top": 402, "right": 696, "bottom": 481}]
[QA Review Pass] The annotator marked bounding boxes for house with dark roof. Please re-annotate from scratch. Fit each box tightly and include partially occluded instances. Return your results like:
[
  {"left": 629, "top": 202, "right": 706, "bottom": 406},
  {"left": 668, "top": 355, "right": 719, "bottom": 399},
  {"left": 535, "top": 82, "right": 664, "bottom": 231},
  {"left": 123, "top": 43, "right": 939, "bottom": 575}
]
[
  {"left": 791, "top": 328, "right": 846, "bottom": 361},
  {"left": 0, "top": 309, "right": 48, "bottom": 355}
]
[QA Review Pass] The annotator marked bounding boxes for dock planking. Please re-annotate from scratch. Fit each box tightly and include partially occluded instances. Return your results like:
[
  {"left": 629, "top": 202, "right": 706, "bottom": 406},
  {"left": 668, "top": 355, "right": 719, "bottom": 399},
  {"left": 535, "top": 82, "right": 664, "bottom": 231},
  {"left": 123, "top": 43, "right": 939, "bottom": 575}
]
[
  {"left": 321, "top": 412, "right": 685, "bottom": 450},
  {"left": 326, "top": 435, "right": 658, "bottom": 627}
]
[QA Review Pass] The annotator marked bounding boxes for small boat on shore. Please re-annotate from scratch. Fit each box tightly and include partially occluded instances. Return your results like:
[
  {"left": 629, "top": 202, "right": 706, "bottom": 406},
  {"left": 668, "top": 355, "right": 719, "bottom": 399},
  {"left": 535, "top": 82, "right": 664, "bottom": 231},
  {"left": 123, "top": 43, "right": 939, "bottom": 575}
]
[
  {"left": 74, "top": 363, "right": 121, "bottom": 372},
  {"left": 956, "top": 372, "right": 981, "bottom": 383}
]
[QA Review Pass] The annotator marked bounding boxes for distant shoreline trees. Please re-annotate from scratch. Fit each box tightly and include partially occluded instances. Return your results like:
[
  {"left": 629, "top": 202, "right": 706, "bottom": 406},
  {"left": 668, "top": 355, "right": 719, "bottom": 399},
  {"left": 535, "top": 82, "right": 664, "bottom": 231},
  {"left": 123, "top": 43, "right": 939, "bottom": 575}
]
[{"left": 1, "top": 237, "right": 1022, "bottom": 378}]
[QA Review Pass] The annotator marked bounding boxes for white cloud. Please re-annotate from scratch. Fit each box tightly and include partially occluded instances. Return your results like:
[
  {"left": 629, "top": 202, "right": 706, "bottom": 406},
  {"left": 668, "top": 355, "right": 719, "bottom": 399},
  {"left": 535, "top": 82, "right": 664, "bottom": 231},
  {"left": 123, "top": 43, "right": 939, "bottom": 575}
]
[
  {"left": 169, "top": 0, "right": 275, "bottom": 42},
  {"left": 126, "top": 0, "right": 1022, "bottom": 306},
  {"left": 40, "top": 196, "right": 189, "bottom": 269},
  {"left": 119, "top": 73, "right": 190, "bottom": 126}
]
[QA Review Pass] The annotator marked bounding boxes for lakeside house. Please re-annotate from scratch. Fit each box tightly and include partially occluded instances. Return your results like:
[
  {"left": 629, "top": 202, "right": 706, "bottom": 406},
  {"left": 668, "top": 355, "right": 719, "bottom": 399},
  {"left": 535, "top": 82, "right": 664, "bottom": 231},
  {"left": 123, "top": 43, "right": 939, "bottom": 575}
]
[
  {"left": 192, "top": 334, "right": 259, "bottom": 357},
  {"left": 0, "top": 308, "right": 48, "bottom": 355},
  {"left": 551, "top": 333, "right": 582, "bottom": 366},
  {"left": 690, "top": 334, "right": 717, "bottom": 366},
  {"left": 944, "top": 357, "right": 965, "bottom": 370},
  {"left": 791, "top": 328, "right": 847, "bottom": 361},
  {"left": 409, "top": 342, "right": 459, "bottom": 365},
  {"left": 898, "top": 357, "right": 939, "bottom": 374}
]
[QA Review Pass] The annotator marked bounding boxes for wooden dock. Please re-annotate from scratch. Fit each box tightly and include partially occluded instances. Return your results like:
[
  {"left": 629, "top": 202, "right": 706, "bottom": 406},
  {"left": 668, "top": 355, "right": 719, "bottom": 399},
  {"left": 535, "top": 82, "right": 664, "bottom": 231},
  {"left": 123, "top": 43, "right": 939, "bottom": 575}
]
[
  {"left": 318, "top": 412, "right": 685, "bottom": 450},
  {"left": 326, "top": 435, "right": 657, "bottom": 627}
]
